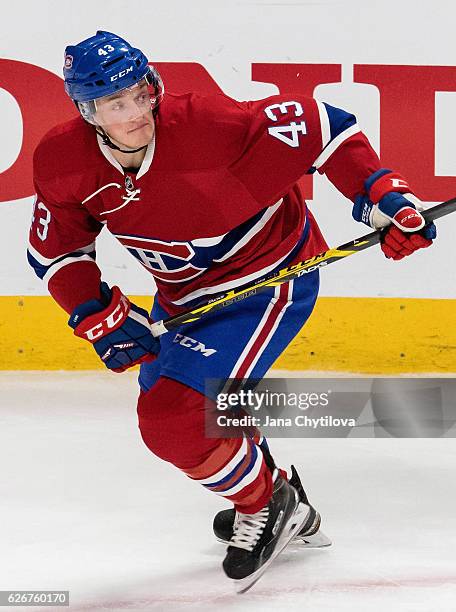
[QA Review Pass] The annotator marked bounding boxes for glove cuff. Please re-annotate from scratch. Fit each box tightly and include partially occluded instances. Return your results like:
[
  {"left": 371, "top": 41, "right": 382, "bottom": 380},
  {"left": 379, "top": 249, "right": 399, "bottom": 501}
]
[{"left": 365, "top": 169, "right": 413, "bottom": 203}]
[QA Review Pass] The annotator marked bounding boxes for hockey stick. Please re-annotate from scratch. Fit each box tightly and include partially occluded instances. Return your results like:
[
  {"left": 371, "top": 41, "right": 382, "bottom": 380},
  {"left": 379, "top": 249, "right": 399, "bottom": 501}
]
[{"left": 150, "top": 197, "right": 456, "bottom": 337}]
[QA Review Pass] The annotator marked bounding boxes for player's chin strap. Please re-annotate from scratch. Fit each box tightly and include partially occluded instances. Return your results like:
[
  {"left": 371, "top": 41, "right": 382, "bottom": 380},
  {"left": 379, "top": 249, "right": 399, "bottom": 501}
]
[{"left": 95, "top": 127, "right": 148, "bottom": 154}]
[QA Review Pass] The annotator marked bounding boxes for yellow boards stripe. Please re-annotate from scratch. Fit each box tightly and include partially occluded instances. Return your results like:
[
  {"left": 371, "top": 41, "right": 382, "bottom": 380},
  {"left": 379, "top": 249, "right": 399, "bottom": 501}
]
[{"left": 1, "top": 296, "right": 455, "bottom": 373}]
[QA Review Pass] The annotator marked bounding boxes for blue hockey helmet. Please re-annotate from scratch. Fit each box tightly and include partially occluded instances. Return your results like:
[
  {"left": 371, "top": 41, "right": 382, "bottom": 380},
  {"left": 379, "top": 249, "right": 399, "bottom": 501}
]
[
  {"left": 64, "top": 31, "right": 154, "bottom": 101},
  {"left": 63, "top": 30, "right": 164, "bottom": 153}
]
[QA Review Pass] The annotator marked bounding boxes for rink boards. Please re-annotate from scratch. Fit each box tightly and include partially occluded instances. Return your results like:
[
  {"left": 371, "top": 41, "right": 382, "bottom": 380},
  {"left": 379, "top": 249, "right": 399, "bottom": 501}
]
[{"left": 2, "top": 295, "right": 455, "bottom": 373}]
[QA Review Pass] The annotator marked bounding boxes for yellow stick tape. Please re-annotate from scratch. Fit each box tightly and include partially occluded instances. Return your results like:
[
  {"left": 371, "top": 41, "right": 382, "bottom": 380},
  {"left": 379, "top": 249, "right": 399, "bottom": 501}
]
[{"left": 1, "top": 296, "right": 455, "bottom": 373}]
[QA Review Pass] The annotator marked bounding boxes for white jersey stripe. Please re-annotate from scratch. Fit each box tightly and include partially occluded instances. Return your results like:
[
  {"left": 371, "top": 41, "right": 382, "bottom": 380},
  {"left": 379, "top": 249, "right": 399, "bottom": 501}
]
[
  {"left": 213, "top": 199, "right": 283, "bottom": 263},
  {"left": 228, "top": 284, "right": 281, "bottom": 379},
  {"left": 313, "top": 123, "right": 361, "bottom": 169},
  {"left": 27, "top": 241, "right": 95, "bottom": 266},
  {"left": 243, "top": 281, "right": 294, "bottom": 378},
  {"left": 191, "top": 232, "right": 227, "bottom": 247},
  {"left": 170, "top": 221, "right": 304, "bottom": 306},
  {"left": 316, "top": 100, "right": 331, "bottom": 150},
  {"left": 215, "top": 448, "right": 263, "bottom": 497}
]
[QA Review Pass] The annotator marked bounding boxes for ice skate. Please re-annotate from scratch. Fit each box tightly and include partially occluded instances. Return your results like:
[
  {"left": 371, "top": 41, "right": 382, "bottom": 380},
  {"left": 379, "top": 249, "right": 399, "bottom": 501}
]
[
  {"left": 222, "top": 471, "right": 310, "bottom": 593},
  {"left": 214, "top": 464, "right": 331, "bottom": 549}
]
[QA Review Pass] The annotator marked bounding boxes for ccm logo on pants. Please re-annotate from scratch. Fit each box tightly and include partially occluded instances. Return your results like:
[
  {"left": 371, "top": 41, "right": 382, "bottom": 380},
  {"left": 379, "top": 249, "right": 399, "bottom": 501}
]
[{"left": 173, "top": 333, "right": 217, "bottom": 357}]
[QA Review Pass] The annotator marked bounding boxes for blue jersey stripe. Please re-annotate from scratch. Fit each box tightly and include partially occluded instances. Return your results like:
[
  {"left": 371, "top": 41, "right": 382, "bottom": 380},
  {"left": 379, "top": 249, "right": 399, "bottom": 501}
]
[{"left": 322, "top": 102, "right": 357, "bottom": 141}]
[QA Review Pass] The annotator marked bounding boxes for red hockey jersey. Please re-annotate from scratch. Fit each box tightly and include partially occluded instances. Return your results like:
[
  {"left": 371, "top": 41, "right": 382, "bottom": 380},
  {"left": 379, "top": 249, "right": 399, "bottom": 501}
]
[{"left": 28, "top": 92, "right": 383, "bottom": 314}]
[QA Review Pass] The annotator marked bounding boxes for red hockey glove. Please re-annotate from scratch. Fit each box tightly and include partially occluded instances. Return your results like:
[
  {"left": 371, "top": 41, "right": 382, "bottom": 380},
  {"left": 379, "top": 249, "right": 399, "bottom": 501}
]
[
  {"left": 380, "top": 224, "right": 435, "bottom": 261},
  {"left": 353, "top": 169, "right": 436, "bottom": 260},
  {"left": 68, "top": 282, "right": 159, "bottom": 372}
]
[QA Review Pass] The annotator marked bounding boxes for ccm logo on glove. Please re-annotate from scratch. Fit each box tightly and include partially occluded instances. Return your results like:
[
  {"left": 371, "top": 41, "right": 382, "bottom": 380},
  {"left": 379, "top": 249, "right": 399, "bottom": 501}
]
[{"left": 77, "top": 292, "right": 130, "bottom": 341}]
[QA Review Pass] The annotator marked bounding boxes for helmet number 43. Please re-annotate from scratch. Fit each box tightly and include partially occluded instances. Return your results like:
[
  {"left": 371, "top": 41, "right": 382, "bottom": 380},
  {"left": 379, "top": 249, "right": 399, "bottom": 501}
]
[
  {"left": 264, "top": 101, "right": 307, "bottom": 148},
  {"left": 98, "top": 44, "right": 115, "bottom": 56}
]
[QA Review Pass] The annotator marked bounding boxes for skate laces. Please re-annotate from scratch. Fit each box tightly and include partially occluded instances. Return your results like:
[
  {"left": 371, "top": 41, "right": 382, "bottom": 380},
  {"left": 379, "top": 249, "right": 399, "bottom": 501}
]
[{"left": 229, "top": 508, "right": 269, "bottom": 552}]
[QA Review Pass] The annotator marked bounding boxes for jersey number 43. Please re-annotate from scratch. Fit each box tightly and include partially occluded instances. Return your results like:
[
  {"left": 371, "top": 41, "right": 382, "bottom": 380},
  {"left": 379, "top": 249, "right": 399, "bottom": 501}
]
[{"left": 264, "top": 101, "right": 307, "bottom": 148}]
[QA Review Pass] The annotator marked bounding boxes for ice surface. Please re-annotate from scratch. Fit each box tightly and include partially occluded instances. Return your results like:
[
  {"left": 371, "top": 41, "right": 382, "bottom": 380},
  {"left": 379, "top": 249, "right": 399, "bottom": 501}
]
[{"left": 1, "top": 371, "right": 455, "bottom": 611}]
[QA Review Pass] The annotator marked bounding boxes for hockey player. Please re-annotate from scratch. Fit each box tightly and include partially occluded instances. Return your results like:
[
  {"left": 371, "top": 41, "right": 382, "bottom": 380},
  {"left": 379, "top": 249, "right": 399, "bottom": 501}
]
[{"left": 28, "top": 31, "right": 436, "bottom": 591}]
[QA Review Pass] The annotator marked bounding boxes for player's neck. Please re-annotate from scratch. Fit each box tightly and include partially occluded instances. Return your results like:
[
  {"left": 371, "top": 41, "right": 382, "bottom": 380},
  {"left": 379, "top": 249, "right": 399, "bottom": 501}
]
[{"left": 111, "top": 147, "right": 148, "bottom": 171}]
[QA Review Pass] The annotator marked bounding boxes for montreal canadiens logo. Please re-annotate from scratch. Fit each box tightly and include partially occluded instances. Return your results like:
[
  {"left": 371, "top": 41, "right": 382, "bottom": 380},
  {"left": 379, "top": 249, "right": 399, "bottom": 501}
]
[
  {"left": 115, "top": 233, "right": 206, "bottom": 283},
  {"left": 64, "top": 55, "right": 73, "bottom": 69}
]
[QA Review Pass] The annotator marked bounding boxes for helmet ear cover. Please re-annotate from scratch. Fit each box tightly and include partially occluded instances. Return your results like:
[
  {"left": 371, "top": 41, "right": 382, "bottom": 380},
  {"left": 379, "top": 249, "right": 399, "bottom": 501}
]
[{"left": 78, "top": 99, "right": 96, "bottom": 122}]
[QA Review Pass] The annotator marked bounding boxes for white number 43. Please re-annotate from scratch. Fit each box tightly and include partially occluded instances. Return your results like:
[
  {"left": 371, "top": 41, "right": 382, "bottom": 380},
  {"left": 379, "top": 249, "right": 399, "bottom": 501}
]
[
  {"left": 98, "top": 44, "right": 115, "bottom": 56},
  {"left": 264, "top": 101, "right": 306, "bottom": 148}
]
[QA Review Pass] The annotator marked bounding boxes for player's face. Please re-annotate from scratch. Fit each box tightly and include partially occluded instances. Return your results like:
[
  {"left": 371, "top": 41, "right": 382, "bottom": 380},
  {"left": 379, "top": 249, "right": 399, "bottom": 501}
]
[
  {"left": 94, "top": 81, "right": 155, "bottom": 148},
  {"left": 103, "top": 110, "right": 155, "bottom": 150}
]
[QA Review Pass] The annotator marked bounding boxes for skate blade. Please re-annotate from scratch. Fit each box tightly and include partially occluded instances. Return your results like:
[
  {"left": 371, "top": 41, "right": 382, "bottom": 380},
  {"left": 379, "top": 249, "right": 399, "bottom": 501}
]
[
  {"left": 290, "top": 530, "right": 332, "bottom": 548},
  {"left": 234, "top": 500, "right": 310, "bottom": 595}
]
